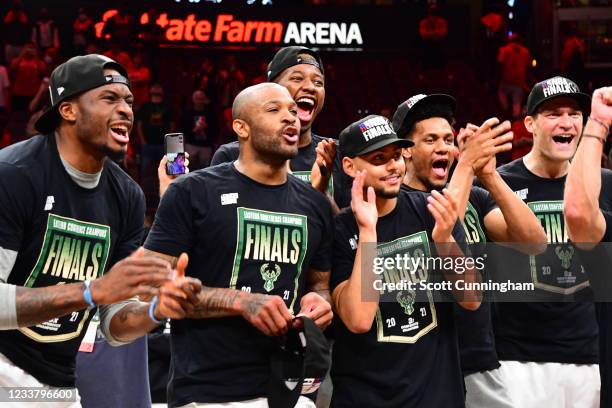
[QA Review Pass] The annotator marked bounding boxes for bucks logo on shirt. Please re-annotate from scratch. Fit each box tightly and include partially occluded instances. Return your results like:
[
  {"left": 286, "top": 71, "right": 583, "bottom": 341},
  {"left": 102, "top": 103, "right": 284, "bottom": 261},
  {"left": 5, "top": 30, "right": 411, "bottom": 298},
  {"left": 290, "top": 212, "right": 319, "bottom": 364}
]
[
  {"left": 20, "top": 214, "right": 111, "bottom": 342},
  {"left": 230, "top": 208, "right": 308, "bottom": 312},
  {"left": 463, "top": 202, "right": 487, "bottom": 244},
  {"left": 375, "top": 231, "right": 437, "bottom": 344},
  {"left": 528, "top": 200, "right": 588, "bottom": 294}
]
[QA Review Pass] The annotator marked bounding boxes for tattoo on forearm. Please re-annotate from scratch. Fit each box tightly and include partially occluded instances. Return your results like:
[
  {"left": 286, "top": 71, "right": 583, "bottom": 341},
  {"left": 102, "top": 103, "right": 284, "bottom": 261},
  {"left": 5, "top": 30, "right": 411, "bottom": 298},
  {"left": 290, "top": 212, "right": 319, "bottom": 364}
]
[
  {"left": 191, "top": 287, "right": 242, "bottom": 318},
  {"left": 307, "top": 270, "right": 331, "bottom": 302},
  {"left": 143, "top": 249, "right": 178, "bottom": 268},
  {"left": 241, "top": 295, "right": 268, "bottom": 318},
  {"left": 15, "top": 285, "right": 84, "bottom": 328},
  {"left": 116, "top": 303, "right": 144, "bottom": 324}
]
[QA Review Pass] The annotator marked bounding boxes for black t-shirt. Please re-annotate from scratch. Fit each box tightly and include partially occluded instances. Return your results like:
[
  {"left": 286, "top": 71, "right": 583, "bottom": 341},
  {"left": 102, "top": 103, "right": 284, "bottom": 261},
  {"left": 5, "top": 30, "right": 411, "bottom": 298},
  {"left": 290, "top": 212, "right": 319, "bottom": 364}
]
[
  {"left": 330, "top": 189, "right": 465, "bottom": 408},
  {"left": 597, "top": 301, "right": 612, "bottom": 407},
  {"left": 0, "top": 135, "right": 145, "bottom": 387},
  {"left": 456, "top": 186, "right": 500, "bottom": 375},
  {"left": 577, "top": 210, "right": 612, "bottom": 407},
  {"left": 144, "top": 163, "right": 333, "bottom": 407},
  {"left": 210, "top": 134, "right": 352, "bottom": 209},
  {"left": 402, "top": 184, "right": 501, "bottom": 375},
  {"left": 137, "top": 102, "right": 174, "bottom": 145},
  {"left": 490, "top": 158, "right": 611, "bottom": 364}
]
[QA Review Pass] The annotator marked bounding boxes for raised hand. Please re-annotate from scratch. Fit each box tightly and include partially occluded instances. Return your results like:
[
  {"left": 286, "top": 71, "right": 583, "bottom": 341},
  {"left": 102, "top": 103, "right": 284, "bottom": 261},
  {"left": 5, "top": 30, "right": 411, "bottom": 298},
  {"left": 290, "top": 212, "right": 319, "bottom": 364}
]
[
  {"left": 158, "top": 153, "right": 190, "bottom": 197},
  {"left": 456, "top": 123, "right": 478, "bottom": 152},
  {"left": 590, "top": 87, "right": 612, "bottom": 130},
  {"left": 311, "top": 139, "right": 336, "bottom": 193},
  {"left": 459, "top": 118, "right": 513, "bottom": 174},
  {"left": 351, "top": 170, "right": 378, "bottom": 231},
  {"left": 90, "top": 247, "right": 173, "bottom": 305},
  {"left": 155, "top": 253, "right": 203, "bottom": 320},
  {"left": 428, "top": 188, "right": 459, "bottom": 243}
]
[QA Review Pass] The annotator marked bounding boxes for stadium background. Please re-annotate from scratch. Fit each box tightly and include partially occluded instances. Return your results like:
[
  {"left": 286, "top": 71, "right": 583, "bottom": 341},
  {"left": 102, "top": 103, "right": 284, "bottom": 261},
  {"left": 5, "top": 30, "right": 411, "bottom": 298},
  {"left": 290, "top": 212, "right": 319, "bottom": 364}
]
[{"left": 1, "top": 0, "right": 611, "bottom": 214}]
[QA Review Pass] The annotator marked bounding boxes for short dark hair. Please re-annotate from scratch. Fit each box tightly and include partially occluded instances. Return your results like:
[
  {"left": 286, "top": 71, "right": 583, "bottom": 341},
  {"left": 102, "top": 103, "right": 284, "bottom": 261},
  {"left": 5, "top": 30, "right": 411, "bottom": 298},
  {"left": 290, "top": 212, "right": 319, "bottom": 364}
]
[{"left": 403, "top": 103, "right": 455, "bottom": 139}]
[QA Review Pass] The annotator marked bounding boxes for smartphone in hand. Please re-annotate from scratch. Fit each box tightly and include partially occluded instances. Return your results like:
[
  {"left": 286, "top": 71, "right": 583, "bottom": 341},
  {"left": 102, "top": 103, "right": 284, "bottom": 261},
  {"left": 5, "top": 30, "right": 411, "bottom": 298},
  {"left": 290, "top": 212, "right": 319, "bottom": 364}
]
[{"left": 165, "top": 133, "right": 186, "bottom": 176}]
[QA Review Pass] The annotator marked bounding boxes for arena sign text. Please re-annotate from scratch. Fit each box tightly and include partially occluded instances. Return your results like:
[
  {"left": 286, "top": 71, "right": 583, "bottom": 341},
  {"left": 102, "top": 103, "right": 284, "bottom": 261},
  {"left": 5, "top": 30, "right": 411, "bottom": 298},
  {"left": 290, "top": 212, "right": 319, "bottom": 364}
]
[{"left": 95, "top": 10, "right": 363, "bottom": 46}]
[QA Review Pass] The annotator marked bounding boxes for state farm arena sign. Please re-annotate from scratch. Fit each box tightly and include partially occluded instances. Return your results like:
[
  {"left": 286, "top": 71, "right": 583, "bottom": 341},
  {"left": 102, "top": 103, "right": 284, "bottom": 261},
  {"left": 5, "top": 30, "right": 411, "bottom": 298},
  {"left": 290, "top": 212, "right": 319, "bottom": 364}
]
[{"left": 96, "top": 10, "right": 363, "bottom": 48}]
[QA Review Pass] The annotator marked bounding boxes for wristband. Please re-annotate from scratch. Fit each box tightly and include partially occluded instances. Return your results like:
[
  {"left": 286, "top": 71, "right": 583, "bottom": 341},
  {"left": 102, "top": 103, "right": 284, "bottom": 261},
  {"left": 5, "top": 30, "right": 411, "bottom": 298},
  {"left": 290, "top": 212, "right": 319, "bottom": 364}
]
[
  {"left": 149, "top": 296, "right": 164, "bottom": 325},
  {"left": 83, "top": 280, "right": 96, "bottom": 309},
  {"left": 589, "top": 116, "right": 610, "bottom": 135},
  {"left": 582, "top": 133, "right": 606, "bottom": 144}
]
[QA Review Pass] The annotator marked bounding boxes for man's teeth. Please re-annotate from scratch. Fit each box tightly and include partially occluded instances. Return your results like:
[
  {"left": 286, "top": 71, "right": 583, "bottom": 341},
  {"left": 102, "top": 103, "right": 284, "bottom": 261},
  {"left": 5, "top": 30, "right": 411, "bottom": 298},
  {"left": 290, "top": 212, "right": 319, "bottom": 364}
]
[
  {"left": 553, "top": 135, "right": 573, "bottom": 143},
  {"left": 111, "top": 126, "right": 128, "bottom": 135},
  {"left": 296, "top": 98, "right": 314, "bottom": 107}
]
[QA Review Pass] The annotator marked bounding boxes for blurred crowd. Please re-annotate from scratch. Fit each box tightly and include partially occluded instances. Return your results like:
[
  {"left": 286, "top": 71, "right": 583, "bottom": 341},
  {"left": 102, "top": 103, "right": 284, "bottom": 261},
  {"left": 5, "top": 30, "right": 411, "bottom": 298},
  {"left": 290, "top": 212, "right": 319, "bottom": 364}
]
[{"left": 0, "top": 0, "right": 609, "bottom": 212}]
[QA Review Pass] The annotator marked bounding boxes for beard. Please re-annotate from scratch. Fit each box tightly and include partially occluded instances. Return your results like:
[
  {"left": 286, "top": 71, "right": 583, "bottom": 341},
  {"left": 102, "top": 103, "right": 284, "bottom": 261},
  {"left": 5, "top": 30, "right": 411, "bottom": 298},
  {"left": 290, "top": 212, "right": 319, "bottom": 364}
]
[
  {"left": 251, "top": 127, "right": 298, "bottom": 164},
  {"left": 76, "top": 107, "right": 128, "bottom": 162},
  {"left": 374, "top": 185, "right": 400, "bottom": 199},
  {"left": 423, "top": 177, "right": 446, "bottom": 192},
  {"left": 102, "top": 143, "right": 127, "bottom": 162}
]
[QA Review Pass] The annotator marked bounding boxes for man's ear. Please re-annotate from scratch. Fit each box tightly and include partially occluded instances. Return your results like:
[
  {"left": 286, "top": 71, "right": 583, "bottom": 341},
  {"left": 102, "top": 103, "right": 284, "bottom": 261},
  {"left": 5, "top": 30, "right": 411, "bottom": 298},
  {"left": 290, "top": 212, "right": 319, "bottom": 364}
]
[
  {"left": 343, "top": 157, "right": 357, "bottom": 178},
  {"left": 402, "top": 147, "right": 413, "bottom": 161},
  {"left": 524, "top": 115, "right": 536, "bottom": 134},
  {"left": 232, "top": 119, "right": 249, "bottom": 141},
  {"left": 57, "top": 100, "right": 78, "bottom": 125}
]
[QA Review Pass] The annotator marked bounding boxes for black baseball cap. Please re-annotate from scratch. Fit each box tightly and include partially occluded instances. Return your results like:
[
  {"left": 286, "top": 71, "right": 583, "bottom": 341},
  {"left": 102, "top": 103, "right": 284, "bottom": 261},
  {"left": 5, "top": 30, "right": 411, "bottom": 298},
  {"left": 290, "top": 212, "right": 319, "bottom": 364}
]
[
  {"left": 339, "top": 114, "right": 413, "bottom": 158},
  {"left": 392, "top": 94, "right": 457, "bottom": 139},
  {"left": 268, "top": 316, "right": 330, "bottom": 408},
  {"left": 267, "top": 46, "right": 324, "bottom": 81},
  {"left": 35, "top": 54, "right": 130, "bottom": 134},
  {"left": 526, "top": 76, "right": 590, "bottom": 116}
]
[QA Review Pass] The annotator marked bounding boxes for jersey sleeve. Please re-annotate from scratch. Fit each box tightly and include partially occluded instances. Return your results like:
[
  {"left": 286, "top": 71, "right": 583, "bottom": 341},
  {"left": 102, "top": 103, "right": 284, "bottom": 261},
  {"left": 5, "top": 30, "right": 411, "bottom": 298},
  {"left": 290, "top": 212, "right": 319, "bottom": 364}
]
[
  {"left": 308, "top": 199, "right": 333, "bottom": 272},
  {"left": 107, "top": 184, "right": 145, "bottom": 268},
  {"left": 601, "top": 210, "right": 612, "bottom": 242},
  {"left": 0, "top": 163, "right": 35, "bottom": 252},
  {"left": 471, "top": 186, "right": 498, "bottom": 218},
  {"left": 330, "top": 212, "right": 358, "bottom": 292},
  {"left": 144, "top": 179, "right": 200, "bottom": 257},
  {"left": 599, "top": 170, "right": 612, "bottom": 211},
  {"left": 210, "top": 144, "right": 238, "bottom": 166}
]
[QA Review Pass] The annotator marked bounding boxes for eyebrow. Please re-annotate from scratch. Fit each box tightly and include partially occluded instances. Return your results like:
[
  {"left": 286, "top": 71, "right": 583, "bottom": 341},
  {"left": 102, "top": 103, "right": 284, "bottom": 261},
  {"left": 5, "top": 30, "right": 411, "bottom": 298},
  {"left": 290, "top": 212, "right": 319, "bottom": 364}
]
[
  {"left": 424, "top": 132, "right": 453, "bottom": 137},
  {"left": 263, "top": 100, "right": 296, "bottom": 108},
  {"left": 99, "top": 89, "right": 133, "bottom": 99},
  {"left": 288, "top": 69, "right": 323, "bottom": 79},
  {"left": 542, "top": 108, "right": 581, "bottom": 114}
]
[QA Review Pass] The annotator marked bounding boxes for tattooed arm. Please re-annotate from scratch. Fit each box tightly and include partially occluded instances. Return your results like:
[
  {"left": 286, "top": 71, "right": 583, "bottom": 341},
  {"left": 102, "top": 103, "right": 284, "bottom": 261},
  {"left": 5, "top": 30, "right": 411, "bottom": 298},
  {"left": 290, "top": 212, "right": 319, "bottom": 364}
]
[
  {"left": 7, "top": 247, "right": 173, "bottom": 330},
  {"left": 14, "top": 283, "right": 90, "bottom": 328},
  {"left": 141, "top": 249, "right": 293, "bottom": 337},
  {"left": 107, "top": 250, "right": 198, "bottom": 343},
  {"left": 298, "top": 268, "right": 333, "bottom": 329},
  {"left": 306, "top": 268, "right": 331, "bottom": 304}
]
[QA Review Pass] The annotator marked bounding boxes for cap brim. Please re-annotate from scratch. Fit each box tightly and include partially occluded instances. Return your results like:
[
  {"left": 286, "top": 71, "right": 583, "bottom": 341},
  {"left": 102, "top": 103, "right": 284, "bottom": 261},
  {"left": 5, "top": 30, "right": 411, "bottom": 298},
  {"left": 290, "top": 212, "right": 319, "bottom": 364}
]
[
  {"left": 34, "top": 106, "right": 59, "bottom": 134},
  {"left": 354, "top": 137, "right": 414, "bottom": 157},
  {"left": 529, "top": 92, "right": 591, "bottom": 116}
]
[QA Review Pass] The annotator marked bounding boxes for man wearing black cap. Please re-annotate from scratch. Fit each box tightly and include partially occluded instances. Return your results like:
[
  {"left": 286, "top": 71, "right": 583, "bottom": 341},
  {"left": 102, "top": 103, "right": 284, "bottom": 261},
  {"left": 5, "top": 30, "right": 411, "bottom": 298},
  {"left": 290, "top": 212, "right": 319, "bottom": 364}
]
[
  {"left": 485, "top": 76, "right": 609, "bottom": 407},
  {"left": 392, "top": 94, "right": 545, "bottom": 407},
  {"left": 565, "top": 86, "right": 612, "bottom": 407},
  {"left": 330, "top": 114, "right": 482, "bottom": 407},
  {"left": 0, "top": 54, "right": 197, "bottom": 406},
  {"left": 144, "top": 82, "right": 333, "bottom": 407},
  {"left": 211, "top": 46, "right": 351, "bottom": 209}
]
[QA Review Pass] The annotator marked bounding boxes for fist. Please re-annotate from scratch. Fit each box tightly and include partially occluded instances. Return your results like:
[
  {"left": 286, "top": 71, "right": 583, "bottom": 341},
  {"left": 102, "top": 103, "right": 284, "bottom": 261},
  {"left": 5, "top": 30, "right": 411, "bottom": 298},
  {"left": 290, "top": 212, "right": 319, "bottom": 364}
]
[{"left": 591, "top": 87, "right": 612, "bottom": 128}]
